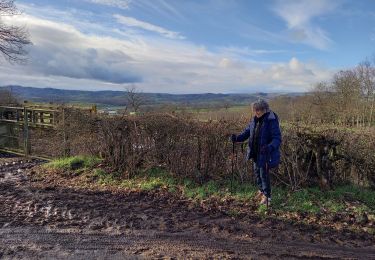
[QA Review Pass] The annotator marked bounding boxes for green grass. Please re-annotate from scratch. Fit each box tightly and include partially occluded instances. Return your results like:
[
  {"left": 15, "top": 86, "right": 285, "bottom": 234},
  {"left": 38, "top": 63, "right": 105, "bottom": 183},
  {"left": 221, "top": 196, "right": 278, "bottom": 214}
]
[
  {"left": 72, "top": 165, "right": 375, "bottom": 219},
  {"left": 115, "top": 168, "right": 178, "bottom": 190},
  {"left": 92, "top": 168, "right": 122, "bottom": 184},
  {"left": 269, "top": 185, "right": 375, "bottom": 214},
  {"left": 45, "top": 156, "right": 102, "bottom": 171},
  {"left": 91, "top": 167, "right": 375, "bottom": 213},
  {"left": 279, "top": 188, "right": 321, "bottom": 213}
]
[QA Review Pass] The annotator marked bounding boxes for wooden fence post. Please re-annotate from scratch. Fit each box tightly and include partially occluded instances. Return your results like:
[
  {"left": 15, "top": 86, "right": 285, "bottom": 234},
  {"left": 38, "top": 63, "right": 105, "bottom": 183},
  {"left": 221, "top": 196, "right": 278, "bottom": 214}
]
[
  {"left": 62, "top": 108, "right": 70, "bottom": 157},
  {"left": 23, "top": 107, "right": 30, "bottom": 157}
]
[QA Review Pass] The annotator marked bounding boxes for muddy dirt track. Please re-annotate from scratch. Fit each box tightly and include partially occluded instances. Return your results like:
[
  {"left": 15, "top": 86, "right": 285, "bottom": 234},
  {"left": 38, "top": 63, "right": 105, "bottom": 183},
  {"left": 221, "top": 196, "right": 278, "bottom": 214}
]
[{"left": 0, "top": 154, "right": 375, "bottom": 259}]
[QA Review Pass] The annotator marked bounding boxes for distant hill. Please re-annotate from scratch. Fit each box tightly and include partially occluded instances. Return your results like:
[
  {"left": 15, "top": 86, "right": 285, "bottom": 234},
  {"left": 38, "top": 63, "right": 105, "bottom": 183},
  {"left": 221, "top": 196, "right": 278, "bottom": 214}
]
[{"left": 0, "top": 85, "right": 304, "bottom": 108}]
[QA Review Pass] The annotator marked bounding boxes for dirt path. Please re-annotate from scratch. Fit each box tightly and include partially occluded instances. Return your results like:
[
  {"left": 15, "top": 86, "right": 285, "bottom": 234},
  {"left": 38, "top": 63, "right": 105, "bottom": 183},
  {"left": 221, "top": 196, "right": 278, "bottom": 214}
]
[{"left": 1, "top": 154, "right": 375, "bottom": 259}]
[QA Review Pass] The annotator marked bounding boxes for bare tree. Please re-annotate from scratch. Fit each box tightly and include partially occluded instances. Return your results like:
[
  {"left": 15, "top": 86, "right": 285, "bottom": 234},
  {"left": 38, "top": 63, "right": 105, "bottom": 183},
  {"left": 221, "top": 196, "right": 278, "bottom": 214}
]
[
  {"left": 356, "top": 60, "right": 375, "bottom": 126},
  {"left": 0, "top": 87, "right": 18, "bottom": 104},
  {"left": 0, "top": 0, "right": 31, "bottom": 63},
  {"left": 332, "top": 70, "right": 362, "bottom": 126},
  {"left": 125, "top": 85, "right": 144, "bottom": 113},
  {"left": 223, "top": 101, "right": 232, "bottom": 111}
]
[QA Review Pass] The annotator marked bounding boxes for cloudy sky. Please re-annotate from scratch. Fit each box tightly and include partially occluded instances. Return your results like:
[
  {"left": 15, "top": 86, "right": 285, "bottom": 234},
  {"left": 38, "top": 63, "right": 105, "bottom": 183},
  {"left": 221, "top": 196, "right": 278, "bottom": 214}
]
[{"left": 0, "top": 0, "right": 374, "bottom": 93}]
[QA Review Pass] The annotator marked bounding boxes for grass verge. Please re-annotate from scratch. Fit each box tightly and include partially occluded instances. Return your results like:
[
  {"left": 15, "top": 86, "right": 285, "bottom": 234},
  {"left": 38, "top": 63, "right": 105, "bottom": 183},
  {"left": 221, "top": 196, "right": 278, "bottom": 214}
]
[
  {"left": 45, "top": 156, "right": 101, "bottom": 171},
  {"left": 86, "top": 165, "right": 375, "bottom": 216}
]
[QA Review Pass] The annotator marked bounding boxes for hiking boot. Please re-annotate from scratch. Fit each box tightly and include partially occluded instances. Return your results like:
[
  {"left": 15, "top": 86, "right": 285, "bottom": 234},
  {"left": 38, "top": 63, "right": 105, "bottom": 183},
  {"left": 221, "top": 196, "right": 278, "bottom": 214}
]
[
  {"left": 254, "top": 190, "right": 263, "bottom": 202},
  {"left": 260, "top": 195, "right": 271, "bottom": 207}
]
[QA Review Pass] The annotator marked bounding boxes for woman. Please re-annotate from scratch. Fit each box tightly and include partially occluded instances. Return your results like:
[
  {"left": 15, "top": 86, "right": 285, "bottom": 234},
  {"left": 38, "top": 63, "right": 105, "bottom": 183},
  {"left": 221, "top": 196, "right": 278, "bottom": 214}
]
[{"left": 231, "top": 99, "right": 281, "bottom": 206}]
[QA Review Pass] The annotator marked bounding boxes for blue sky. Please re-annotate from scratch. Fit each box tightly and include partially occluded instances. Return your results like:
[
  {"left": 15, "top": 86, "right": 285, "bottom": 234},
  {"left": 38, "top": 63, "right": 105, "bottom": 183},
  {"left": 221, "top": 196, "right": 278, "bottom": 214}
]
[{"left": 0, "top": 0, "right": 374, "bottom": 93}]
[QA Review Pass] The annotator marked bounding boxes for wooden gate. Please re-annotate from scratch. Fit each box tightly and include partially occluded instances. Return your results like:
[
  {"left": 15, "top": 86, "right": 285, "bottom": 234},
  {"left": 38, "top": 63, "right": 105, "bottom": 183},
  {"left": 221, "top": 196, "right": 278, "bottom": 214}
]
[{"left": 0, "top": 106, "right": 57, "bottom": 157}]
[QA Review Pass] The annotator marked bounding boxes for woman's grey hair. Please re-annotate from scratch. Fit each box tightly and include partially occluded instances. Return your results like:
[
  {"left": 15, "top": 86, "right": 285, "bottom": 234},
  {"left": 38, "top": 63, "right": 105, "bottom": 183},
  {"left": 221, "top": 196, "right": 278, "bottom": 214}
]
[{"left": 252, "top": 99, "right": 270, "bottom": 112}]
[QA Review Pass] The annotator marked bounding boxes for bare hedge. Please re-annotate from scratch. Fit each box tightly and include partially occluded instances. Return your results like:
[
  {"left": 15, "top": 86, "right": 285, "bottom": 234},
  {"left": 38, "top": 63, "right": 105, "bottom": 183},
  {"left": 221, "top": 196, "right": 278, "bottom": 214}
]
[{"left": 46, "top": 112, "right": 375, "bottom": 189}]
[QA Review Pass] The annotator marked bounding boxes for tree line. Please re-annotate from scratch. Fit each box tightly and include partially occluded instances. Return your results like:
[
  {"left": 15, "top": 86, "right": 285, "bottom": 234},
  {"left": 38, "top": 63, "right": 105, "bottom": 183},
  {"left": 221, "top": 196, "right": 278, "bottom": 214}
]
[{"left": 271, "top": 58, "right": 375, "bottom": 127}]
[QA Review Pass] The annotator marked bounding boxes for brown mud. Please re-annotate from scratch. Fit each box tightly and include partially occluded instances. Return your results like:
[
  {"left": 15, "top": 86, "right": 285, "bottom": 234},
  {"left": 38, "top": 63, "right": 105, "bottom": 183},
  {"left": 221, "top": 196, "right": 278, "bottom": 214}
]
[{"left": 0, "top": 154, "right": 374, "bottom": 259}]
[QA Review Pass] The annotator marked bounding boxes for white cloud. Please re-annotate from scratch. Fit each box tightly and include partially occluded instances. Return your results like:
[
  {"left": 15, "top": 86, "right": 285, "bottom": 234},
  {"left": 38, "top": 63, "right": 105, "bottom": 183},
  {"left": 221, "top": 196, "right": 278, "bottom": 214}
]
[
  {"left": 218, "top": 46, "right": 287, "bottom": 57},
  {"left": 114, "top": 14, "right": 184, "bottom": 40},
  {"left": 130, "top": 0, "right": 186, "bottom": 22},
  {"left": 272, "top": 0, "right": 339, "bottom": 50},
  {"left": 3, "top": 15, "right": 141, "bottom": 84},
  {"left": 85, "top": 0, "right": 131, "bottom": 10},
  {"left": 0, "top": 12, "right": 333, "bottom": 93}
]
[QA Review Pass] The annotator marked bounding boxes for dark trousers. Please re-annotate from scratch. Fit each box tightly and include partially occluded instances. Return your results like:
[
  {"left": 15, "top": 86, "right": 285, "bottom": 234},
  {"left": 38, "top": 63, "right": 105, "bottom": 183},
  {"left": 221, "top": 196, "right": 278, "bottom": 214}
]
[{"left": 253, "top": 162, "right": 271, "bottom": 198}]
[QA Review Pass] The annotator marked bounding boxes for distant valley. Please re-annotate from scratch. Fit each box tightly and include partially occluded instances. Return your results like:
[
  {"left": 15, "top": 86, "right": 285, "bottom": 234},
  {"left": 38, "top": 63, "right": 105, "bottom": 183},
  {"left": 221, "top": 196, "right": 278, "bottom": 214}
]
[{"left": 0, "top": 85, "right": 304, "bottom": 108}]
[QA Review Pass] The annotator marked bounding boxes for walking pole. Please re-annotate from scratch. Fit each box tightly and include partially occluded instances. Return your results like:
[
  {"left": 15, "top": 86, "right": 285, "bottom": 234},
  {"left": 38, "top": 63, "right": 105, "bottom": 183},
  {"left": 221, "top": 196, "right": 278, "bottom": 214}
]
[{"left": 265, "top": 162, "right": 269, "bottom": 211}]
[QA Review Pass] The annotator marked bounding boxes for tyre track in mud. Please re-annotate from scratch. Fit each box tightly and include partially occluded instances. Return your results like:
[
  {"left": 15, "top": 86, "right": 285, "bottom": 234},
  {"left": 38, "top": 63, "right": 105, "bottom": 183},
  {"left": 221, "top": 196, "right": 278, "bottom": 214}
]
[{"left": 1, "top": 155, "right": 375, "bottom": 259}]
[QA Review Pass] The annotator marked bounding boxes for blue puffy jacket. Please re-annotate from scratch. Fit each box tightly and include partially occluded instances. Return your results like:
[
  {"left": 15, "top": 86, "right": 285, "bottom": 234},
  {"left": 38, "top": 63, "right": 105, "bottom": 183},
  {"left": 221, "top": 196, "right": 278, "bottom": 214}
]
[{"left": 235, "top": 111, "right": 282, "bottom": 168}]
